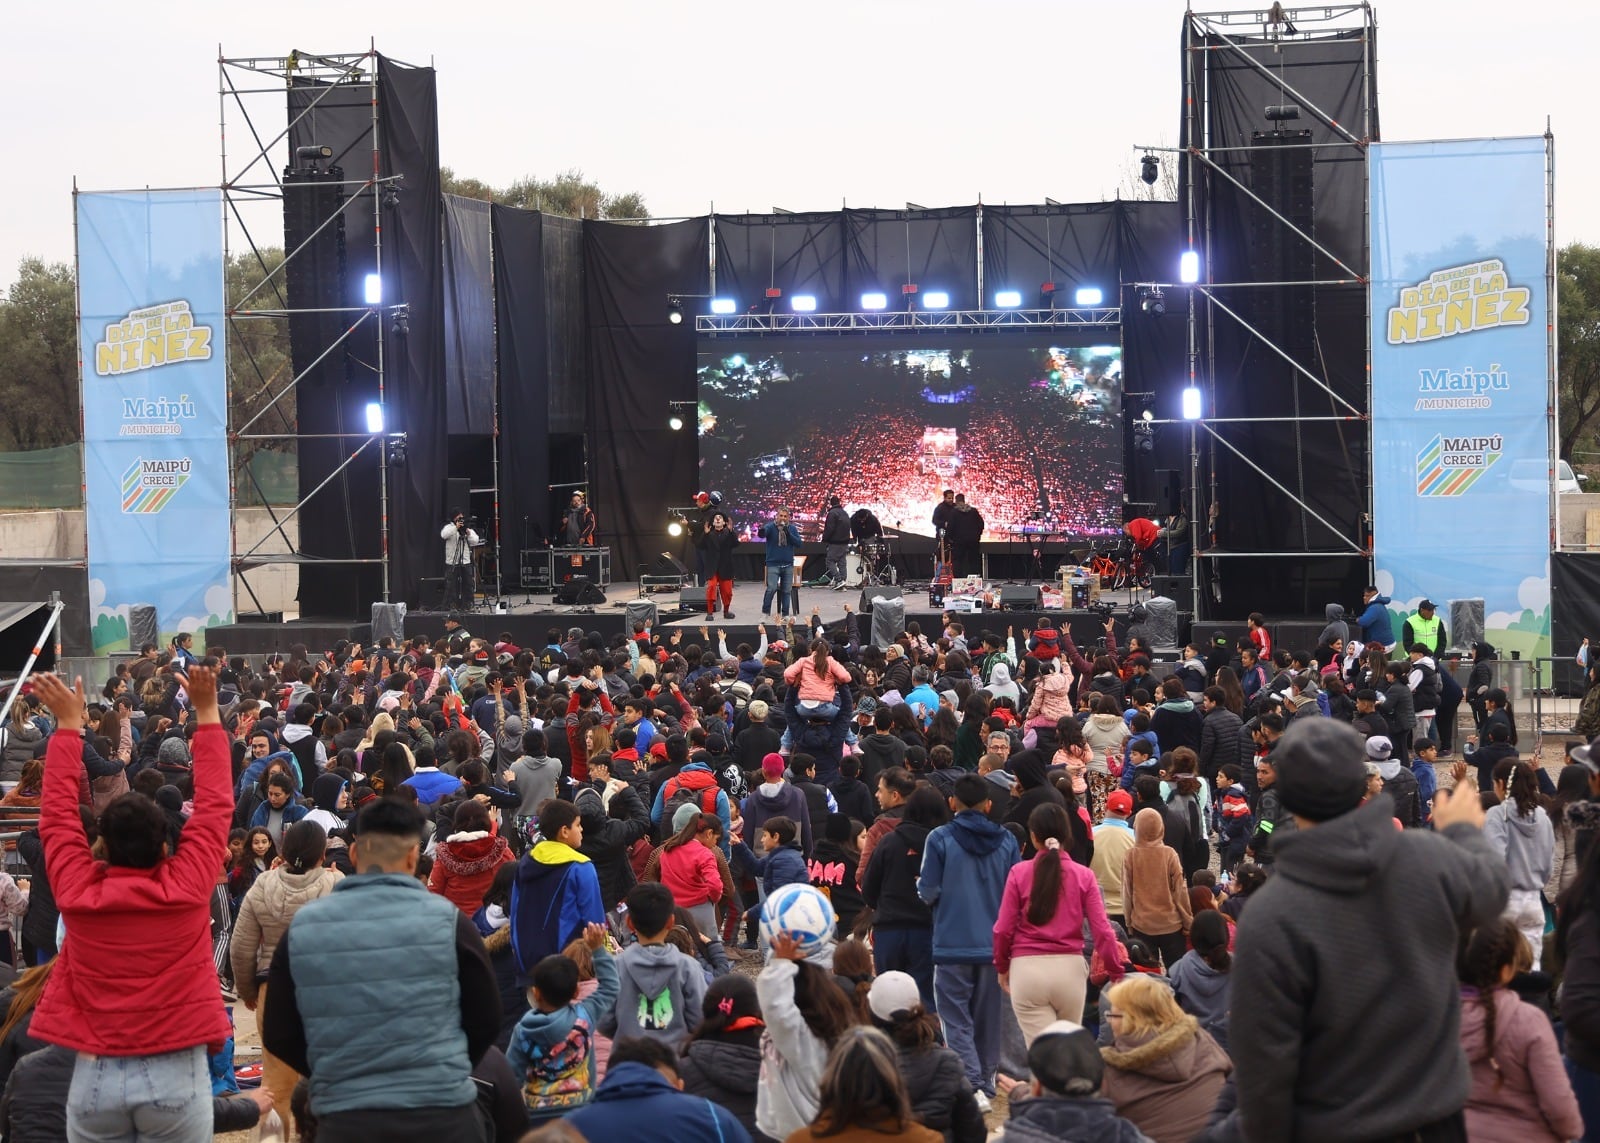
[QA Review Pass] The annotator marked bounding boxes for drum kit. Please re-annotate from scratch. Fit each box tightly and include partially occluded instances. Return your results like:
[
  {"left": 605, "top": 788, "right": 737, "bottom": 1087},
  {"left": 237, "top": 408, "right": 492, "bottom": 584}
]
[{"left": 841, "top": 538, "right": 892, "bottom": 588}]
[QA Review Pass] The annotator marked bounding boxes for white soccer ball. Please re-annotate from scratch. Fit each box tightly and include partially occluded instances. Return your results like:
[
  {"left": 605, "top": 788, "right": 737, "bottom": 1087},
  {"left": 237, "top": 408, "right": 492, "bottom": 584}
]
[{"left": 760, "top": 883, "right": 836, "bottom": 955}]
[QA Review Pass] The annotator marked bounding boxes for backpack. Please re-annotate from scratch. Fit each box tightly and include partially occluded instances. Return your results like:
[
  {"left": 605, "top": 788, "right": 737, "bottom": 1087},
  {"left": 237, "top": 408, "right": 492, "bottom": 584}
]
[{"left": 661, "top": 768, "right": 720, "bottom": 825}]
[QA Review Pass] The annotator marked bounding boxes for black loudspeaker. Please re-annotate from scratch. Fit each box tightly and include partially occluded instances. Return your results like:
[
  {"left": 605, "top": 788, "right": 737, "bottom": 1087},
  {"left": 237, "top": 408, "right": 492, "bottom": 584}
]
[
  {"left": 999, "top": 585, "right": 1042, "bottom": 611},
  {"left": 553, "top": 576, "right": 606, "bottom": 606},
  {"left": 128, "top": 604, "right": 158, "bottom": 649},
  {"left": 418, "top": 577, "right": 446, "bottom": 610},
  {"left": 1150, "top": 575, "right": 1189, "bottom": 600},
  {"left": 625, "top": 600, "right": 657, "bottom": 631},
  {"left": 445, "top": 477, "right": 471, "bottom": 519},
  {"left": 370, "top": 602, "right": 406, "bottom": 644},
  {"left": 1154, "top": 469, "right": 1182, "bottom": 516},
  {"left": 678, "top": 588, "right": 708, "bottom": 613},
  {"left": 860, "top": 585, "right": 902, "bottom": 614},
  {"left": 653, "top": 553, "right": 690, "bottom": 577}
]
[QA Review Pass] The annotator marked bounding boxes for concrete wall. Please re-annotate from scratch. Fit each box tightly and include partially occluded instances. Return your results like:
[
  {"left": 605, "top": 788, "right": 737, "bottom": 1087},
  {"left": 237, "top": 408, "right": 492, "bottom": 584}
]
[
  {"left": 1559, "top": 493, "right": 1600, "bottom": 551},
  {"left": 0, "top": 508, "right": 300, "bottom": 617}
]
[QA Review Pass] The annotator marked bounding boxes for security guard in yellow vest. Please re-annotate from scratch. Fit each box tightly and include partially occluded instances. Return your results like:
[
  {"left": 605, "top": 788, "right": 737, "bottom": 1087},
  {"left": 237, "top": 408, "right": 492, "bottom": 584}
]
[{"left": 1403, "top": 599, "right": 1447, "bottom": 656}]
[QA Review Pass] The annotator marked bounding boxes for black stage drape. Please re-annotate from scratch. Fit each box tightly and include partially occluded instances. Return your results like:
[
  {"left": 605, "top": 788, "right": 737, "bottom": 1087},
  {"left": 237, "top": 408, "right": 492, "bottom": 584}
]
[
  {"left": 443, "top": 194, "right": 495, "bottom": 436},
  {"left": 584, "top": 219, "right": 708, "bottom": 578},
  {"left": 493, "top": 206, "right": 551, "bottom": 556},
  {"left": 843, "top": 208, "right": 979, "bottom": 311},
  {"left": 714, "top": 213, "right": 847, "bottom": 311}
]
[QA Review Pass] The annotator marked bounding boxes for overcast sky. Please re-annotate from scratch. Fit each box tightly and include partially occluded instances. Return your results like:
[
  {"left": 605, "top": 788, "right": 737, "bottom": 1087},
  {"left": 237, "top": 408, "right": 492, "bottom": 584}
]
[{"left": 7, "top": 0, "right": 1596, "bottom": 287}]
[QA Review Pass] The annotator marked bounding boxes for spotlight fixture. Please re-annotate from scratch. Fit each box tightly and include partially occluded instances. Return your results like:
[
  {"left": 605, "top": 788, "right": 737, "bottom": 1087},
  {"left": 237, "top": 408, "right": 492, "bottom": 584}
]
[
  {"left": 923, "top": 291, "right": 950, "bottom": 310},
  {"left": 764, "top": 286, "right": 783, "bottom": 314},
  {"left": 791, "top": 295, "right": 817, "bottom": 312},
  {"left": 364, "top": 402, "right": 384, "bottom": 434},
  {"left": 386, "top": 434, "right": 407, "bottom": 467},
  {"left": 1040, "top": 282, "right": 1059, "bottom": 309},
  {"left": 994, "top": 290, "right": 1023, "bottom": 309},
  {"left": 667, "top": 518, "right": 684, "bottom": 538},
  {"left": 667, "top": 399, "right": 695, "bottom": 433},
  {"left": 362, "top": 273, "right": 382, "bottom": 305},
  {"left": 667, "top": 296, "right": 684, "bottom": 324},
  {"left": 1182, "top": 386, "right": 1203, "bottom": 420},
  {"left": 901, "top": 283, "right": 919, "bottom": 310},
  {"left": 1074, "top": 286, "right": 1104, "bottom": 307},
  {"left": 1133, "top": 421, "right": 1155, "bottom": 453},
  {"left": 1179, "top": 251, "right": 1201, "bottom": 284},
  {"left": 1140, "top": 153, "right": 1160, "bottom": 186},
  {"left": 668, "top": 414, "right": 684, "bottom": 432},
  {"left": 391, "top": 307, "right": 409, "bottom": 337},
  {"left": 861, "top": 291, "right": 888, "bottom": 311},
  {"left": 381, "top": 182, "right": 401, "bottom": 210},
  {"left": 1264, "top": 104, "right": 1301, "bottom": 121},
  {"left": 709, "top": 297, "right": 737, "bottom": 315},
  {"left": 294, "top": 144, "right": 332, "bottom": 165},
  {"left": 1138, "top": 286, "right": 1166, "bottom": 316}
]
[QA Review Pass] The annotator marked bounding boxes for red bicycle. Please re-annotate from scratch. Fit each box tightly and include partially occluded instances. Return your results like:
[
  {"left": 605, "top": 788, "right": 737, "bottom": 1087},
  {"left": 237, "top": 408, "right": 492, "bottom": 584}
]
[{"left": 1087, "top": 538, "right": 1153, "bottom": 591}]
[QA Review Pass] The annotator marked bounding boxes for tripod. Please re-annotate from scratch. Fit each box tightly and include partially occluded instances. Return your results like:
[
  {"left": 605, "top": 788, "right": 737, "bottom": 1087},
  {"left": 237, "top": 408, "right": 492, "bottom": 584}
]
[{"left": 444, "top": 528, "right": 476, "bottom": 611}]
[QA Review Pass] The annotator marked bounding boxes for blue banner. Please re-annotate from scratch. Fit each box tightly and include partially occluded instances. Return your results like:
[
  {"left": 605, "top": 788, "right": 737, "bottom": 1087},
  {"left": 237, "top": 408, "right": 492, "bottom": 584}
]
[
  {"left": 77, "top": 190, "right": 231, "bottom": 654},
  {"left": 1369, "top": 138, "right": 1551, "bottom": 658}
]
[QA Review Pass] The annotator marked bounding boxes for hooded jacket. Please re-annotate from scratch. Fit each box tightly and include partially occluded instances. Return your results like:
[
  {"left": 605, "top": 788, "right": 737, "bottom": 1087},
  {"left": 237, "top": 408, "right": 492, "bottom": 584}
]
[
  {"left": 575, "top": 784, "right": 651, "bottom": 911},
  {"left": 1357, "top": 595, "right": 1396, "bottom": 647},
  {"left": 740, "top": 780, "right": 813, "bottom": 857},
  {"left": 918, "top": 810, "right": 1021, "bottom": 963},
  {"left": 1167, "top": 950, "right": 1232, "bottom": 1040},
  {"left": 565, "top": 1060, "right": 754, "bottom": 1143},
  {"left": 506, "top": 944, "right": 620, "bottom": 1119},
  {"left": 1026, "top": 669, "right": 1075, "bottom": 726},
  {"left": 1084, "top": 712, "right": 1132, "bottom": 759},
  {"left": 756, "top": 956, "right": 832, "bottom": 1140},
  {"left": 892, "top": 1042, "right": 987, "bottom": 1143},
  {"left": 1483, "top": 799, "right": 1554, "bottom": 892},
  {"left": 510, "top": 841, "right": 605, "bottom": 976},
  {"left": 603, "top": 941, "right": 706, "bottom": 1049},
  {"left": 1231, "top": 797, "right": 1510, "bottom": 1143},
  {"left": 677, "top": 1028, "right": 772, "bottom": 1143},
  {"left": 1196, "top": 706, "right": 1242, "bottom": 782},
  {"left": 985, "top": 662, "right": 1022, "bottom": 708},
  {"left": 1101, "top": 1016, "right": 1231, "bottom": 1143},
  {"left": 1122, "top": 809, "right": 1191, "bottom": 939},
  {"left": 303, "top": 772, "right": 348, "bottom": 835},
  {"left": 1317, "top": 604, "right": 1351, "bottom": 648},
  {"left": 1150, "top": 699, "right": 1203, "bottom": 756},
  {"left": 862, "top": 818, "right": 934, "bottom": 929},
  {"left": 229, "top": 863, "right": 344, "bottom": 1001},
  {"left": 507, "top": 754, "right": 562, "bottom": 818},
  {"left": 430, "top": 829, "right": 515, "bottom": 914},
  {"left": 1004, "top": 750, "right": 1068, "bottom": 836},
  {"left": 998, "top": 1094, "right": 1156, "bottom": 1143},
  {"left": 1459, "top": 986, "right": 1583, "bottom": 1143}
]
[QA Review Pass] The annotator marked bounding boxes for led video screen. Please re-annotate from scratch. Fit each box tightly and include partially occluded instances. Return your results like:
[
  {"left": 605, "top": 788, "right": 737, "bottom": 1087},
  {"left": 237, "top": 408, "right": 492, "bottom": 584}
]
[{"left": 696, "top": 339, "right": 1124, "bottom": 541}]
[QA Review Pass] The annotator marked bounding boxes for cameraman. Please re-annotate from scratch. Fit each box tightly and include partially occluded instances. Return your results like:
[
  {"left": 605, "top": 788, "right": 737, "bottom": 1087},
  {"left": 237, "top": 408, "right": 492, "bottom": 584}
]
[{"left": 439, "top": 509, "right": 479, "bottom": 611}]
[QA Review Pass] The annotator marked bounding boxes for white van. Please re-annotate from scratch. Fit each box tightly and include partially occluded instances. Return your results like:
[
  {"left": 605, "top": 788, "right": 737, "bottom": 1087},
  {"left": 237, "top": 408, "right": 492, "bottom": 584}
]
[{"left": 1508, "top": 458, "right": 1585, "bottom": 494}]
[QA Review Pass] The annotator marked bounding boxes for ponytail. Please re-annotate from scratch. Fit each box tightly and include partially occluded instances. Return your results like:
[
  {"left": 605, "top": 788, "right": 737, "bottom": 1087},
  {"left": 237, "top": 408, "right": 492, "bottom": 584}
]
[
  {"left": 1457, "top": 918, "right": 1523, "bottom": 1088},
  {"left": 811, "top": 639, "right": 832, "bottom": 682},
  {"left": 1025, "top": 804, "right": 1071, "bottom": 926}
]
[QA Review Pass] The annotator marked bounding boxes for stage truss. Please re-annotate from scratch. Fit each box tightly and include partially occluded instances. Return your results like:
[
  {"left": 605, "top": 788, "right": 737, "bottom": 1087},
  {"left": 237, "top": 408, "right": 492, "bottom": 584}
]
[{"left": 695, "top": 307, "right": 1120, "bottom": 335}]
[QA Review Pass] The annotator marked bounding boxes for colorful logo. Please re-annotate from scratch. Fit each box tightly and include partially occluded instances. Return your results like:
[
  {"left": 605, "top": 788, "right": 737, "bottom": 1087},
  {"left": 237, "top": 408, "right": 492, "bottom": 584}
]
[
  {"left": 121, "top": 456, "right": 192, "bottom": 514},
  {"left": 1387, "top": 259, "right": 1530, "bottom": 346},
  {"left": 1415, "top": 433, "right": 1502, "bottom": 497},
  {"left": 95, "top": 300, "right": 213, "bottom": 377}
]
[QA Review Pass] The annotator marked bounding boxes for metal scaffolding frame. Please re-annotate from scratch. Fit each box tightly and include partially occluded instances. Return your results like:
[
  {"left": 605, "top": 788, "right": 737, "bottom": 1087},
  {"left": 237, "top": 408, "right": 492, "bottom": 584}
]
[
  {"left": 218, "top": 46, "right": 409, "bottom": 614},
  {"left": 1176, "top": 3, "right": 1377, "bottom": 618},
  {"left": 695, "top": 308, "right": 1121, "bottom": 335}
]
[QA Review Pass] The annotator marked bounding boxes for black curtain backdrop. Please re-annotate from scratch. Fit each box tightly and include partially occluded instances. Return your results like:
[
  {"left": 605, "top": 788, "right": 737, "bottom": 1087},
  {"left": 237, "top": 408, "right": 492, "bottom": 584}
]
[
  {"left": 442, "top": 194, "right": 495, "bottom": 436},
  {"left": 714, "top": 214, "right": 846, "bottom": 312},
  {"left": 492, "top": 206, "right": 551, "bottom": 555},
  {"left": 584, "top": 219, "right": 708, "bottom": 578},
  {"left": 0, "top": 566, "right": 92, "bottom": 657},
  {"left": 544, "top": 216, "right": 588, "bottom": 437},
  {"left": 1554, "top": 553, "right": 1600, "bottom": 657},
  {"left": 843, "top": 208, "right": 979, "bottom": 310},
  {"left": 1180, "top": 19, "right": 1376, "bottom": 614},
  {"left": 1116, "top": 200, "right": 1191, "bottom": 509},
  {"left": 375, "top": 56, "right": 445, "bottom": 608},
  {"left": 286, "top": 77, "right": 382, "bottom": 615},
  {"left": 981, "top": 203, "right": 1120, "bottom": 304}
]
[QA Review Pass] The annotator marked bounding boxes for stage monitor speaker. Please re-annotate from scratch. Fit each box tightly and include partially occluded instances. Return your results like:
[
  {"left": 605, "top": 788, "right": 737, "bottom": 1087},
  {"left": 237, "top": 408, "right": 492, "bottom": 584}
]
[
  {"left": 653, "top": 553, "right": 690, "bottom": 578},
  {"left": 1144, "top": 596, "right": 1180, "bottom": 650},
  {"left": 999, "top": 585, "right": 1041, "bottom": 611},
  {"left": 869, "top": 595, "right": 905, "bottom": 651},
  {"left": 370, "top": 602, "right": 406, "bottom": 645},
  {"left": 554, "top": 576, "right": 606, "bottom": 606},
  {"left": 1151, "top": 575, "right": 1189, "bottom": 600},
  {"left": 445, "top": 477, "right": 471, "bottom": 518},
  {"left": 678, "top": 588, "right": 708, "bottom": 614},
  {"left": 860, "top": 585, "right": 902, "bottom": 615},
  {"left": 625, "top": 600, "right": 657, "bottom": 631},
  {"left": 417, "top": 577, "right": 446, "bottom": 610},
  {"left": 1449, "top": 598, "right": 1485, "bottom": 652},
  {"left": 128, "top": 604, "right": 158, "bottom": 649},
  {"left": 1154, "top": 469, "right": 1182, "bottom": 516}
]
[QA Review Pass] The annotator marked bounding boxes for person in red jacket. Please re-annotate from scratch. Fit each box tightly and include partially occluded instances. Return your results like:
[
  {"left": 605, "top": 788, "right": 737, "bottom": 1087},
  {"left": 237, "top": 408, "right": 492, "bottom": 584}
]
[
  {"left": 1123, "top": 518, "right": 1162, "bottom": 551},
  {"left": 428, "top": 799, "right": 514, "bottom": 914},
  {"left": 29, "top": 665, "right": 233, "bottom": 1141}
]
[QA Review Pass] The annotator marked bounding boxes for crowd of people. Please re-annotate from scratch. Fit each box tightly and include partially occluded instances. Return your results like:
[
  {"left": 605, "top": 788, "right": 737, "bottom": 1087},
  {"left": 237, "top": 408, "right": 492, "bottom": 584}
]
[{"left": 0, "top": 602, "right": 1594, "bottom": 1142}]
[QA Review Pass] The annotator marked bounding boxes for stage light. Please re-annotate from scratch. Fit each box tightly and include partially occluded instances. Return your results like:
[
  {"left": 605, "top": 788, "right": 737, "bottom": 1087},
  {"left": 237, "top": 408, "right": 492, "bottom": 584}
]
[
  {"left": 1074, "top": 287, "right": 1104, "bottom": 307},
  {"left": 667, "top": 519, "right": 684, "bottom": 538},
  {"left": 667, "top": 296, "right": 684, "bottom": 324},
  {"left": 1182, "top": 386, "right": 1203, "bottom": 420},
  {"left": 1139, "top": 287, "right": 1166, "bottom": 316},
  {"left": 861, "top": 292, "right": 888, "bottom": 310},
  {"left": 294, "top": 144, "right": 332, "bottom": 165},
  {"left": 1265, "top": 104, "right": 1301, "bottom": 121},
  {"left": 668, "top": 414, "right": 684, "bottom": 432},
  {"left": 791, "top": 295, "right": 817, "bottom": 312},
  {"left": 1179, "top": 250, "right": 1200, "bottom": 284},
  {"left": 1142, "top": 408, "right": 1154, "bottom": 423},
  {"left": 923, "top": 291, "right": 950, "bottom": 310},
  {"left": 1141, "top": 153, "right": 1160, "bottom": 186},
  {"left": 364, "top": 402, "right": 384, "bottom": 434},
  {"left": 994, "top": 290, "right": 1023, "bottom": 308},
  {"left": 362, "top": 273, "right": 382, "bottom": 305},
  {"left": 710, "top": 297, "right": 737, "bottom": 315}
]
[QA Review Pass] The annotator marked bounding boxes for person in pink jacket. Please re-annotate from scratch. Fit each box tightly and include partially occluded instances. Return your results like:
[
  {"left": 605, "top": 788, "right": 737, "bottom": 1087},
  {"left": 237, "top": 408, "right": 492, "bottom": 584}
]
[
  {"left": 657, "top": 812, "right": 726, "bottom": 938},
  {"left": 784, "top": 640, "right": 853, "bottom": 712},
  {"left": 1458, "top": 917, "right": 1583, "bottom": 1142},
  {"left": 1023, "top": 661, "right": 1075, "bottom": 749},
  {"left": 993, "top": 802, "right": 1124, "bottom": 1047}
]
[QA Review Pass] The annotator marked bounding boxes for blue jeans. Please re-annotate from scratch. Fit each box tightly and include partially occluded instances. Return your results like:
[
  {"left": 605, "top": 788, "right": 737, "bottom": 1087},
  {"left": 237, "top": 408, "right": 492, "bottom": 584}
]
[
  {"left": 1566, "top": 1057, "right": 1600, "bottom": 1141},
  {"left": 762, "top": 564, "right": 795, "bottom": 616},
  {"left": 873, "top": 927, "right": 936, "bottom": 1013},
  {"left": 934, "top": 962, "right": 1003, "bottom": 1097},
  {"left": 68, "top": 1046, "right": 211, "bottom": 1142}
]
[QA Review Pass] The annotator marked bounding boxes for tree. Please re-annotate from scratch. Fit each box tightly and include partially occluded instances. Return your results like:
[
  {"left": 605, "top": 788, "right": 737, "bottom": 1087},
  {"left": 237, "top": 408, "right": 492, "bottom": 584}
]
[
  {"left": 226, "top": 247, "right": 296, "bottom": 505},
  {"left": 0, "top": 259, "right": 78, "bottom": 450},
  {"left": 1558, "top": 243, "right": 1600, "bottom": 466},
  {"left": 440, "top": 166, "right": 649, "bottom": 219}
]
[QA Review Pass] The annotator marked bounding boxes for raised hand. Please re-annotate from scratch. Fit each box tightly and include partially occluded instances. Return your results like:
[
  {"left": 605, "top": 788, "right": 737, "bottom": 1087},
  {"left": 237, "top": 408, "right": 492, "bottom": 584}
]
[
  {"left": 31, "top": 673, "right": 87, "bottom": 731},
  {"left": 770, "top": 932, "right": 804, "bottom": 961},
  {"left": 583, "top": 921, "right": 609, "bottom": 951}
]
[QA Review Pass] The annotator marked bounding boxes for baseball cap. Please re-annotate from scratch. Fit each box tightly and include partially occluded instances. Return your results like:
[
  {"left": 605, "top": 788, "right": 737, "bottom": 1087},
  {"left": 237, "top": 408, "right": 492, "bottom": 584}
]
[
  {"left": 867, "top": 971, "right": 923, "bottom": 1021},
  {"left": 1028, "top": 1020, "right": 1104, "bottom": 1097},
  {"left": 1572, "top": 736, "right": 1600, "bottom": 773},
  {"left": 762, "top": 753, "right": 786, "bottom": 780},
  {"left": 748, "top": 699, "right": 770, "bottom": 721},
  {"left": 1419, "top": 599, "right": 1436, "bottom": 610},
  {"left": 1106, "top": 789, "right": 1134, "bottom": 816},
  {"left": 1364, "top": 735, "right": 1393, "bottom": 761},
  {"left": 853, "top": 695, "right": 878, "bottom": 717}
]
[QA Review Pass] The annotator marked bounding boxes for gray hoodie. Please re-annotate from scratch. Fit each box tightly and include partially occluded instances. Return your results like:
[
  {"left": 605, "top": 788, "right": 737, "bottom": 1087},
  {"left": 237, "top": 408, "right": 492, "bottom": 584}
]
[
  {"left": 1318, "top": 604, "right": 1350, "bottom": 648},
  {"left": 507, "top": 754, "right": 561, "bottom": 817},
  {"left": 1483, "top": 799, "right": 1554, "bottom": 892},
  {"left": 602, "top": 941, "right": 705, "bottom": 1049}
]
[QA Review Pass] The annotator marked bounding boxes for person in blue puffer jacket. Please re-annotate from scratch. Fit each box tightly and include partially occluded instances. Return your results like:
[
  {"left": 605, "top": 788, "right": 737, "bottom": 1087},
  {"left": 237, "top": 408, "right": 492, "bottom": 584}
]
[{"left": 1357, "top": 586, "right": 1396, "bottom": 649}]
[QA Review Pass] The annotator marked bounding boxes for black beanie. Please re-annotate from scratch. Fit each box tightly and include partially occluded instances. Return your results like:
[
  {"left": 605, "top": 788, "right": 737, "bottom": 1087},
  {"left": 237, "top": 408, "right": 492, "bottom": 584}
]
[{"left": 1272, "top": 718, "right": 1368, "bottom": 822}]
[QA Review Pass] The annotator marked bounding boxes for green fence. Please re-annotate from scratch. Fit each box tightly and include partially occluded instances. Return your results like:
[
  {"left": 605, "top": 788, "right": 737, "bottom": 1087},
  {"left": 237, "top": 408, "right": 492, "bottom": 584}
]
[{"left": 0, "top": 446, "right": 296, "bottom": 509}]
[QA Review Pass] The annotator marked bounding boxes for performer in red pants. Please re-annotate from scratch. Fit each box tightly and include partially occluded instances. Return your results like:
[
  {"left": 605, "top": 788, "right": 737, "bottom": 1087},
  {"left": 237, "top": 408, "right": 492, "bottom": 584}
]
[{"left": 699, "top": 509, "right": 739, "bottom": 619}]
